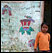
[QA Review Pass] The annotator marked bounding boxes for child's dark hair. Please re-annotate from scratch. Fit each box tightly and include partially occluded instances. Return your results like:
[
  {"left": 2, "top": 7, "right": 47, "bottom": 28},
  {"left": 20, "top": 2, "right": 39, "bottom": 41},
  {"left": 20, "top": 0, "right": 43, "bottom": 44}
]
[{"left": 41, "top": 22, "right": 49, "bottom": 28}]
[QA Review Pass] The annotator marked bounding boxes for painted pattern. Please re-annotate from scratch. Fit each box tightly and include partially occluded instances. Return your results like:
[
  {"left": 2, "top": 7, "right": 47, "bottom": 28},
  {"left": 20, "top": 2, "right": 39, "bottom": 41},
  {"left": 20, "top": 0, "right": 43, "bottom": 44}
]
[{"left": 19, "top": 16, "right": 34, "bottom": 35}]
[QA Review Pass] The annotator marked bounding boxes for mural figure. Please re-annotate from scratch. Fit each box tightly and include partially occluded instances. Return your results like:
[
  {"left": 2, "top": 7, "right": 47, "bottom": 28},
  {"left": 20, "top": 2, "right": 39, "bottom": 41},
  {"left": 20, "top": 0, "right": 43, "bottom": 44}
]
[
  {"left": 2, "top": 5, "right": 12, "bottom": 16},
  {"left": 28, "top": 39, "right": 35, "bottom": 47},
  {"left": 19, "top": 16, "right": 35, "bottom": 35}
]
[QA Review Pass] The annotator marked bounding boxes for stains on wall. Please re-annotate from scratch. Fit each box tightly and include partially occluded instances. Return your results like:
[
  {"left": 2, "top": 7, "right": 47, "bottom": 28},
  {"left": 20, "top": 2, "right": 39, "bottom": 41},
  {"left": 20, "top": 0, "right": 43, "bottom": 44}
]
[{"left": 1, "top": 1, "right": 44, "bottom": 52}]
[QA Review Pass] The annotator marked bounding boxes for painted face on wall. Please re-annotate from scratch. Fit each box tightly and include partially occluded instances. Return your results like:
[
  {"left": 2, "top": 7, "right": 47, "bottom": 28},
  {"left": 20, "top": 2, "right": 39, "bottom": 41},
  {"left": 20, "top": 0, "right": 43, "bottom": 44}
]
[{"left": 19, "top": 16, "right": 35, "bottom": 35}]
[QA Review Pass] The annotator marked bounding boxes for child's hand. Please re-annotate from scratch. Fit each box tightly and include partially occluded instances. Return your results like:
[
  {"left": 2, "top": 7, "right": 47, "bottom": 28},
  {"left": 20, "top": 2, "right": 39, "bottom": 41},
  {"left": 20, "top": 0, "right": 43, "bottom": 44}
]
[
  {"left": 47, "top": 50, "right": 50, "bottom": 52},
  {"left": 34, "top": 49, "right": 38, "bottom": 52}
]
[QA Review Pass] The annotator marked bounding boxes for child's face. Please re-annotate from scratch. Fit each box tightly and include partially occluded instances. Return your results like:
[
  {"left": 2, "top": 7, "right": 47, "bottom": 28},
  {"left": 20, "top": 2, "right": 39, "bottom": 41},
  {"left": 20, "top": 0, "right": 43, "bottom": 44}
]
[{"left": 41, "top": 24, "right": 48, "bottom": 33}]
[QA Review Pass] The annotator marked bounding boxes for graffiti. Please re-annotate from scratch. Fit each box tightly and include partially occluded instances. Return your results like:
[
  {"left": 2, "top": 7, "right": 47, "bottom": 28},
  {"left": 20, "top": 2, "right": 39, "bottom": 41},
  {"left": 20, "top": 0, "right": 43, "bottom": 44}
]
[
  {"left": 2, "top": 5, "right": 12, "bottom": 16},
  {"left": 28, "top": 39, "right": 35, "bottom": 47},
  {"left": 19, "top": 16, "right": 35, "bottom": 35}
]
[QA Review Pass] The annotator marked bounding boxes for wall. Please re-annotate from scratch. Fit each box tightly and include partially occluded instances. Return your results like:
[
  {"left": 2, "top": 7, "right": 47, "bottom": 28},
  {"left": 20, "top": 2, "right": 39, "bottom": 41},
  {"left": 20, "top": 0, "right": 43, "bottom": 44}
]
[{"left": 1, "top": 1, "right": 44, "bottom": 52}]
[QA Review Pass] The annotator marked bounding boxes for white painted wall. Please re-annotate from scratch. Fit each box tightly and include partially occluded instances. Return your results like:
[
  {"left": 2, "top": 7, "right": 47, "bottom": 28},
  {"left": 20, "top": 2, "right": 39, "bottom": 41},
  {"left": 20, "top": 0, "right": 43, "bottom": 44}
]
[{"left": 1, "top": 1, "right": 44, "bottom": 52}]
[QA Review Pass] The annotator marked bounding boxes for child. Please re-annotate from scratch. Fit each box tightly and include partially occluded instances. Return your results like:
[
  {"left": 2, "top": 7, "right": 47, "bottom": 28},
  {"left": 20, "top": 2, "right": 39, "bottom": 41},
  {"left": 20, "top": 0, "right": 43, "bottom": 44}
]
[{"left": 34, "top": 22, "right": 50, "bottom": 52}]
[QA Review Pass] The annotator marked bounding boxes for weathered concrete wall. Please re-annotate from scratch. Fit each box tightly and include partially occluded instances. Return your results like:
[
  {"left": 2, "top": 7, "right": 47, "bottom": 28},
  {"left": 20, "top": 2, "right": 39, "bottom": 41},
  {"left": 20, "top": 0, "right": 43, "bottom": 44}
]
[{"left": 1, "top": 1, "right": 44, "bottom": 52}]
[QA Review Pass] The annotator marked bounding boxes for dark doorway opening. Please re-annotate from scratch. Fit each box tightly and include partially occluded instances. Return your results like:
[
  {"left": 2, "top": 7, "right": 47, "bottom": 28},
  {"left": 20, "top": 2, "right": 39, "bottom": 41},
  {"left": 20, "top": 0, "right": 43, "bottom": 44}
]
[{"left": 44, "top": 1, "right": 51, "bottom": 51}]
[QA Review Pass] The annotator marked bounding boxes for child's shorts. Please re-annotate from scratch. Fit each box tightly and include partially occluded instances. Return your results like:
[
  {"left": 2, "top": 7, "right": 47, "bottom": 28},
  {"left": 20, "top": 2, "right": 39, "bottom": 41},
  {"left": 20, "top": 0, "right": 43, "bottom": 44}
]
[{"left": 39, "top": 50, "right": 50, "bottom": 52}]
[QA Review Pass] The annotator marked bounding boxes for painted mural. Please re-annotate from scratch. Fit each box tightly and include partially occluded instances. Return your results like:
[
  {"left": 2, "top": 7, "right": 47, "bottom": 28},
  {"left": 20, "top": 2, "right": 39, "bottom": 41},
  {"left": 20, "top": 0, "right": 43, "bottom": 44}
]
[
  {"left": 2, "top": 5, "right": 12, "bottom": 16},
  {"left": 19, "top": 16, "right": 35, "bottom": 35},
  {"left": 1, "top": 1, "right": 44, "bottom": 52}
]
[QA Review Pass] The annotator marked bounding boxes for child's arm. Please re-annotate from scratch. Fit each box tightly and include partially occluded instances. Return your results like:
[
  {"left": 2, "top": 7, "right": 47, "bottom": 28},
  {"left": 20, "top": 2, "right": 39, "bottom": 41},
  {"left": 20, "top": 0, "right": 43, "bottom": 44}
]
[
  {"left": 34, "top": 32, "right": 40, "bottom": 51},
  {"left": 48, "top": 33, "right": 50, "bottom": 51},
  {"left": 48, "top": 33, "right": 50, "bottom": 42}
]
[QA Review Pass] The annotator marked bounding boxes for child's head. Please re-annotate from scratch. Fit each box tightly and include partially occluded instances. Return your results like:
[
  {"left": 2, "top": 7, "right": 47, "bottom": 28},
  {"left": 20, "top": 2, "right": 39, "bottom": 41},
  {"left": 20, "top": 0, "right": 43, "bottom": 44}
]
[{"left": 41, "top": 22, "right": 49, "bottom": 33}]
